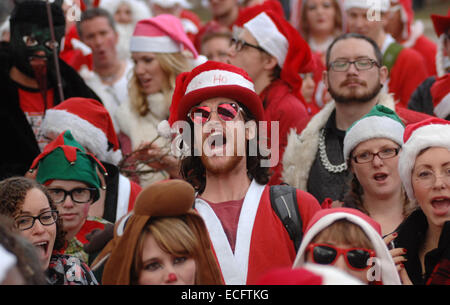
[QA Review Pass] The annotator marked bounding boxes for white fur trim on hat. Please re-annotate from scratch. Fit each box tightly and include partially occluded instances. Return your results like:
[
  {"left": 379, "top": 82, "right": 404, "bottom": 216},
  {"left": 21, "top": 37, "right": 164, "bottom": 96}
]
[
  {"left": 185, "top": 69, "right": 256, "bottom": 95},
  {"left": 434, "top": 92, "right": 450, "bottom": 119},
  {"left": 41, "top": 109, "right": 122, "bottom": 165},
  {"left": 244, "top": 12, "right": 288, "bottom": 67},
  {"left": 150, "top": 0, "right": 192, "bottom": 9},
  {"left": 343, "top": 116, "right": 405, "bottom": 161},
  {"left": 344, "top": 0, "right": 390, "bottom": 12},
  {"left": 398, "top": 124, "right": 450, "bottom": 201},
  {"left": 292, "top": 212, "right": 401, "bottom": 285},
  {"left": 130, "top": 36, "right": 181, "bottom": 53},
  {"left": 0, "top": 245, "right": 16, "bottom": 283}
]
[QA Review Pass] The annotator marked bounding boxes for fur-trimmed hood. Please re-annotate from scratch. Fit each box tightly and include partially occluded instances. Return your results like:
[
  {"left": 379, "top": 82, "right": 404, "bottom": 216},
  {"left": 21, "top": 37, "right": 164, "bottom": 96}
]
[{"left": 282, "top": 92, "right": 396, "bottom": 190}]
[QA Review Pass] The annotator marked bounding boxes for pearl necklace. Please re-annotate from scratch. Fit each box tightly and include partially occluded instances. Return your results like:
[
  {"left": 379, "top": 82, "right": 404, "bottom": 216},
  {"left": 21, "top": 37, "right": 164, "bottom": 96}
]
[{"left": 318, "top": 128, "right": 348, "bottom": 173}]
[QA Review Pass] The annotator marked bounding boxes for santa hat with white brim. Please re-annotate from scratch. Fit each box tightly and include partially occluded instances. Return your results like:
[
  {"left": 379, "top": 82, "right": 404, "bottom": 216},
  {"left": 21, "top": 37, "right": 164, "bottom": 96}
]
[
  {"left": 41, "top": 98, "right": 122, "bottom": 165},
  {"left": 343, "top": 105, "right": 405, "bottom": 162},
  {"left": 398, "top": 118, "right": 450, "bottom": 202},
  {"left": 431, "top": 74, "right": 450, "bottom": 119},
  {"left": 292, "top": 208, "right": 401, "bottom": 285},
  {"left": 242, "top": 11, "right": 313, "bottom": 94}
]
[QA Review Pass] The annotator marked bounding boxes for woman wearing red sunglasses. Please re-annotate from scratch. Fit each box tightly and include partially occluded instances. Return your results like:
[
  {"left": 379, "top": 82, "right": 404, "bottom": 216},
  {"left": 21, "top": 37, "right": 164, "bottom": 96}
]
[{"left": 293, "top": 208, "right": 401, "bottom": 284}]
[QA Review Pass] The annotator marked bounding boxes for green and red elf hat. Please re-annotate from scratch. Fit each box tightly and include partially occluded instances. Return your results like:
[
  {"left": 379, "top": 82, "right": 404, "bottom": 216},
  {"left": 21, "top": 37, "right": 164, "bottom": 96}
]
[{"left": 29, "top": 130, "right": 107, "bottom": 195}]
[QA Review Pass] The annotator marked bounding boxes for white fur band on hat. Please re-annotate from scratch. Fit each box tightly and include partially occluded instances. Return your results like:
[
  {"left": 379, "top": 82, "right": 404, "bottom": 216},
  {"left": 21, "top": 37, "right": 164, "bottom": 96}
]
[
  {"left": 130, "top": 36, "right": 181, "bottom": 53},
  {"left": 343, "top": 116, "right": 405, "bottom": 161},
  {"left": 185, "top": 69, "right": 256, "bottom": 95},
  {"left": 434, "top": 92, "right": 450, "bottom": 119},
  {"left": 398, "top": 124, "right": 450, "bottom": 201},
  {"left": 41, "top": 109, "right": 122, "bottom": 165},
  {"left": 244, "top": 12, "right": 288, "bottom": 67},
  {"left": 344, "top": 0, "right": 390, "bottom": 12}
]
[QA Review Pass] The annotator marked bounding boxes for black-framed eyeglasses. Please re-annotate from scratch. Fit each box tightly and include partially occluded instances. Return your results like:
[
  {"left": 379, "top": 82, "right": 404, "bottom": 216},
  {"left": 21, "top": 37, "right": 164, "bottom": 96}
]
[
  {"left": 352, "top": 147, "right": 400, "bottom": 164},
  {"left": 14, "top": 210, "right": 58, "bottom": 231},
  {"left": 329, "top": 58, "right": 380, "bottom": 72},
  {"left": 230, "top": 37, "right": 266, "bottom": 53},
  {"left": 47, "top": 188, "right": 97, "bottom": 204}
]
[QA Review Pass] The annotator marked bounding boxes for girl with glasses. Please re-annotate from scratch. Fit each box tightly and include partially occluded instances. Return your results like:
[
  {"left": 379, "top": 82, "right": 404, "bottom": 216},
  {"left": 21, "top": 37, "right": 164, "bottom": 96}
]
[
  {"left": 28, "top": 130, "right": 110, "bottom": 276},
  {"left": 341, "top": 105, "right": 415, "bottom": 237},
  {"left": 0, "top": 176, "right": 97, "bottom": 285},
  {"left": 395, "top": 118, "right": 450, "bottom": 285},
  {"left": 293, "top": 208, "right": 401, "bottom": 284}
]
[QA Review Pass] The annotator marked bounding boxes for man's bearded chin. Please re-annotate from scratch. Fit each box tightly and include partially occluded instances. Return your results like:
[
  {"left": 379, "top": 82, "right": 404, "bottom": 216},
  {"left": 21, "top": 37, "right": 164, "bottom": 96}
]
[
  {"left": 29, "top": 54, "right": 49, "bottom": 102},
  {"left": 328, "top": 80, "right": 383, "bottom": 105}
]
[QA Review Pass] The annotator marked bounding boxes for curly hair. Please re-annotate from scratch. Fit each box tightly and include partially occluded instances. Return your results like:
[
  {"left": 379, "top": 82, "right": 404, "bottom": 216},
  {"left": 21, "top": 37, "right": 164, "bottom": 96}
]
[
  {"left": 128, "top": 52, "right": 193, "bottom": 116},
  {"left": 0, "top": 177, "right": 66, "bottom": 251},
  {"left": 180, "top": 103, "right": 270, "bottom": 194}
]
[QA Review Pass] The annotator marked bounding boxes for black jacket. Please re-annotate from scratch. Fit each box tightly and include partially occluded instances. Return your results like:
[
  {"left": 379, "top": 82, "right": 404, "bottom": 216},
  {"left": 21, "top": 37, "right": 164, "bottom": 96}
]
[
  {"left": 0, "top": 42, "right": 101, "bottom": 179},
  {"left": 395, "top": 209, "right": 450, "bottom": 285}
]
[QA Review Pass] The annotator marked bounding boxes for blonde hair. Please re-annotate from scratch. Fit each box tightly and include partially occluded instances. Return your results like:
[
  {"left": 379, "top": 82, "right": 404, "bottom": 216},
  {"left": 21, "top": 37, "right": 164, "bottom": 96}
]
[
  {"left": 131, "top": 216, "right": 201, "bottom": 284},
  {"left": 128, "top": 51, "right": 192, "bottom": 116},
  {"left": 311, "top": 219, "right": 373, "bottom": 249}
]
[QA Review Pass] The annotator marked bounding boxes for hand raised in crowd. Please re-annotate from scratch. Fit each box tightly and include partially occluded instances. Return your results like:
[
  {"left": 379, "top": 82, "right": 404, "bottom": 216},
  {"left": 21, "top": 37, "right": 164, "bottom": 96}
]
[
  {"left": 384, "top": 232, "right": 412, "bottom": 285},
  {"left": 136, "top": 141, "right": 181, "bottom": 179}
]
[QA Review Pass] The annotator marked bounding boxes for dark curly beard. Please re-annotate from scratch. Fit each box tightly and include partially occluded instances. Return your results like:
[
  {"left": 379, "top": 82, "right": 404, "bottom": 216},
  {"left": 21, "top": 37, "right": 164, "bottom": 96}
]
[{"left": 328, "top": 79, "right": 383, "bottom": 105}]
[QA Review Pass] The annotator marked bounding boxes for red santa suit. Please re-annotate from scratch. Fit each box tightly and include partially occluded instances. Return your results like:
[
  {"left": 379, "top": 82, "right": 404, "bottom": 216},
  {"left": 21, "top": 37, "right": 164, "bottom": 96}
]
[
  {"left": 393, "top": 0, "right": 437, "bottom": 76},
  {"left": 382, "top": 34, "right": 428, "bottom": 108},
  {"left": 195, "top": 180, "right": 321, "bottom": 284},
  {"left": 261, "top": 79, "right": 310, "bottom": 185}
]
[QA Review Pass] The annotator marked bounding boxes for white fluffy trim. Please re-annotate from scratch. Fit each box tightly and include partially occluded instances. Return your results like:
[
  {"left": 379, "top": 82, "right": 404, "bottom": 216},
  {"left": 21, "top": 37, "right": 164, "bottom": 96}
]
[
  {"left": 343, "top": 116, "right": 404, "bottom": 161},
  {"left": 434, "top": 92, "right": 450, "bottom": 119},
  {"left": 42, "top": 109, "right": 122, "bottom": 165}
]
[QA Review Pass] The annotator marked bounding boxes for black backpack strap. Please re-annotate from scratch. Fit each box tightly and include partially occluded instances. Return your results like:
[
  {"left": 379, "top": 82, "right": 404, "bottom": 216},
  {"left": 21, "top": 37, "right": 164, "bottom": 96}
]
[{"left": 270, "top": 184, "right": 303, "bottom": 252}]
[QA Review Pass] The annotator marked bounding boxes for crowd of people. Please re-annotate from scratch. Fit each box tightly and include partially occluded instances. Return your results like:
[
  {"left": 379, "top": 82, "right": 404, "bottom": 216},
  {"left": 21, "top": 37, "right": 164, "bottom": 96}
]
[{"left": 0, "top": 0, "right": 448, "bottom": 287}]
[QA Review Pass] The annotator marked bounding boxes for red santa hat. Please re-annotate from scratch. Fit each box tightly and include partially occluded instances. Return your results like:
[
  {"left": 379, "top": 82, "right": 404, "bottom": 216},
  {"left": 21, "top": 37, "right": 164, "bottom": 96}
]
[
  {"left": 130, "top": 14, "right": 198, "bottom": 59},
  {"left": 431, "top": 74, "right": 450, "bottom": 119},
  {"left": 41, "top": 98, "right": 122, "bottom": 165},
  {"left": 431, "top": 8, "right": 450, "bottom": 37},
  {"left": 293, "top": 208, "right": 401, "bottom": 285},
  {"left": 239, "top": 10, "right": 314, "bottom": 93},
  {"left": 158, "top": 61, "right": 264, "bottom": 138},
  {"left": 398, "top": 118, "right": 450, "bottom": 201},
  {"left": 390, "top": 0, "right": 414, "bottom": 41}
]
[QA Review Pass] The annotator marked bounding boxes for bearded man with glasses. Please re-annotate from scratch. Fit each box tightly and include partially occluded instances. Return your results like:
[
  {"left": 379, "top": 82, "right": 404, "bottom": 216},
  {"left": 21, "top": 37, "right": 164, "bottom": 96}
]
[{"left": 283, "top": 33, "right": 431, "bottom": 208}]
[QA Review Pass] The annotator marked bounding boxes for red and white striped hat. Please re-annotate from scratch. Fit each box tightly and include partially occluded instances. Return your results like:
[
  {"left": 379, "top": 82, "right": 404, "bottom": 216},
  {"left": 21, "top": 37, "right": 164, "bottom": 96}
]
[{"left": 168, "top": 61, "right": 265, "bottom": 126}]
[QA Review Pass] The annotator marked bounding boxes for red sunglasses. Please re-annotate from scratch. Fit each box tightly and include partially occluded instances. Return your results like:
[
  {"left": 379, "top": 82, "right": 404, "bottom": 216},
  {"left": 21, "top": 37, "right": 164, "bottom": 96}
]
[
  {"left": 188, "top": 102, "right": 243, "bottom": 125},
  {"left": 307, "top": 243, "right": 376, "bottom": 271}
]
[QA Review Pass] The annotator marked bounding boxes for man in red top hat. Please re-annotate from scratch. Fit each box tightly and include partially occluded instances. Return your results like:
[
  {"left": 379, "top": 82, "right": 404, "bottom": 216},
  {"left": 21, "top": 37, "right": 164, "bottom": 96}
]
[{"left": 228, "top": 8, "right": 314, "bottom": 185}]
